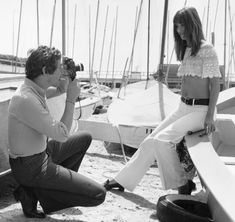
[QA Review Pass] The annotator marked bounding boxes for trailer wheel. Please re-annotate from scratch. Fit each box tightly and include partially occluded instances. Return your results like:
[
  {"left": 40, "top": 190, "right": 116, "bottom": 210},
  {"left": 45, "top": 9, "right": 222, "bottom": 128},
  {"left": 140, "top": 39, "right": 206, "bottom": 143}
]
[{"left": 156, "top": 194, "right": 214, "bottom": 222}]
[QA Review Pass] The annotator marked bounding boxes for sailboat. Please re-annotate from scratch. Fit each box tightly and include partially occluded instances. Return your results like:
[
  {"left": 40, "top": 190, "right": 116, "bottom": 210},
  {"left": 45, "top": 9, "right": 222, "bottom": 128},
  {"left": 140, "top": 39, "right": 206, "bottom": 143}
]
[
  {"left": 77, "top": 0, "right": 174, "bottom": 148},
  {"left": 185, "top": 113, "right": 235, "bottom": 222}
]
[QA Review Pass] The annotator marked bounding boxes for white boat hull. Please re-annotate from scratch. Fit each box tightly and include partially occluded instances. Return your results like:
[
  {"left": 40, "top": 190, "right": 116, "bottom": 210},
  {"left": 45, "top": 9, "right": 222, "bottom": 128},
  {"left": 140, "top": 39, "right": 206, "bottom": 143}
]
[
  {"left": 47, "top": 94, "right": 102, "bottom": 134},
  {"left": 185, "top": 114, "right": 235, "bottom": 222}
]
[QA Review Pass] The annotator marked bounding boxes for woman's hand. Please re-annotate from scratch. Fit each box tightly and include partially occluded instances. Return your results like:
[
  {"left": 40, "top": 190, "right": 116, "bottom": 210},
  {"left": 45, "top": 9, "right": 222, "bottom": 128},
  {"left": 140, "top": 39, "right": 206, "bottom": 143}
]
[{"left": 204, "top": 114, "right": 216, "bottom": 135}]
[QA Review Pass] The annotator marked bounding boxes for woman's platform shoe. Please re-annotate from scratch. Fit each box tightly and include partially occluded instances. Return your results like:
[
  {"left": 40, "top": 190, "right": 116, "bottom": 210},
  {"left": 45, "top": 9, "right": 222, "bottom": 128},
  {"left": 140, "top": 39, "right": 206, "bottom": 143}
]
[
  {"left": 103, "top": 179, "right": 125, "bottom": 192},
  {"left": 178, "top": 180, "right": 196, "bottom": 195},
  {"left": 13, "top": 186, "right": 46, "bottom": 218}
]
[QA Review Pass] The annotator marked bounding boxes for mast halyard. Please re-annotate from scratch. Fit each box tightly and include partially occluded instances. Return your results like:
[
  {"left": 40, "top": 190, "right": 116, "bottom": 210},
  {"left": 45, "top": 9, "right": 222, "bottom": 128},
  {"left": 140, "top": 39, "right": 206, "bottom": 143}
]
[
  {"left": 145, "top": 0, "right": 151, "bottom": 90},
  {"left": 155, "top": 0, "right": 168, "bottom": 83}
]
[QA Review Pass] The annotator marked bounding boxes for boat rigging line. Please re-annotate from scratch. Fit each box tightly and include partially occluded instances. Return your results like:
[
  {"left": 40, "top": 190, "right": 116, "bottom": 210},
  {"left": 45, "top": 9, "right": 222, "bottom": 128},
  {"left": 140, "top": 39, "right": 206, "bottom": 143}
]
[
  {"left": 98, "top": 5, "right": 109, "bottom": 79},
  {"left": 72, "top": 4, "right": 77, "bottom": 58},
  {"left": 105, "top": 17, "right": 115, "bottom": 85},
  {"left": 90, "top": 0, "right": 100, "bottom": 83},
  {"left": 126, "top": 0, "right": 143, "bottom": 86},
  {"left": 111, "top": 6, "right": 119, "bottom": 88},
  {"left": 15, "top": 0, "right": 23, "bottom": 73},
  {"left": 49, "top": 0, "right": 57, "bottom": 47}
]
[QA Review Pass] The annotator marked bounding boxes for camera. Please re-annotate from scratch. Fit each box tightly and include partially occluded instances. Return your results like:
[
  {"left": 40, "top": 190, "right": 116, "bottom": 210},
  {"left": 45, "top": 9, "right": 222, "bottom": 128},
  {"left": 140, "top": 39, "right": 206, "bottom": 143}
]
[{"left": 63, "top": 57, "right": 84, "bottom": 81}]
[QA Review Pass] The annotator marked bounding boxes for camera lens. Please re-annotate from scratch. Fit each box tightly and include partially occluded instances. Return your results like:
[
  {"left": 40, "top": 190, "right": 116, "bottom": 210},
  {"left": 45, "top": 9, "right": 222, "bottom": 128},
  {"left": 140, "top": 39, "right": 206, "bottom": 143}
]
[{"left": 75, "top": 63, "right": 84, "bottom": 72}]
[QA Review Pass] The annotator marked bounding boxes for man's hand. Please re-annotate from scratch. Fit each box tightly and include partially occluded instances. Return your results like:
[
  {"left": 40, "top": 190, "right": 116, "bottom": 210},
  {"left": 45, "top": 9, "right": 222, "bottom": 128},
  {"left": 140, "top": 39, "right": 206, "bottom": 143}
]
[
  {"left": 57, "top": 76, "right": 69, "bottom": 94},
  {"left": 66, "top": 79, "right": 80, "bottom": 103}
]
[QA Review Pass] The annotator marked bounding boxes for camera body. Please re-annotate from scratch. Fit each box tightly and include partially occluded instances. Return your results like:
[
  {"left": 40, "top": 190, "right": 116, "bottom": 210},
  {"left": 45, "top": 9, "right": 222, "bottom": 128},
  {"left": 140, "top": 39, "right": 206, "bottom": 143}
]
[{"left": 63, "top": 57, "right": 84, "bottom": 81}]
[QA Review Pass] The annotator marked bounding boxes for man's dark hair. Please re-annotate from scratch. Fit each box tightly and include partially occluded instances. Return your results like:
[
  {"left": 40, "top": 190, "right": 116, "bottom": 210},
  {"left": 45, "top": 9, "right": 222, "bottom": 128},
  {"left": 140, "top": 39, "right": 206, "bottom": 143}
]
[
  {"left": 25, "top": 45, "right": 61, "bottom": 80},
  {"left": 173, "top": 7, "right": 205, "bottom": 61}
]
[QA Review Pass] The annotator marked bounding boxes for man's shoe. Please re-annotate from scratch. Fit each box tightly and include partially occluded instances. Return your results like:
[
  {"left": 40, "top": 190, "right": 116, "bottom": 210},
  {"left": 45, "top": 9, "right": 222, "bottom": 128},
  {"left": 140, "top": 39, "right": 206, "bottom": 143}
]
[
  {"left": 103, "top": 179, "right": 125, "bottom": 192},
  {"left": 13, "top": 186, "right": 46, "bottom": 218}
]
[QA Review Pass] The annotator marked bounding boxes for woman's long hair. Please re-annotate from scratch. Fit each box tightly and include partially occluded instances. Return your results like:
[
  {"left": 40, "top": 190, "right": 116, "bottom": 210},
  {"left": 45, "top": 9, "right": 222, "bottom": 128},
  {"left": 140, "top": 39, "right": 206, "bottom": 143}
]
[{"left": 173, "top": 7, "right": 205, "bottom": 61}]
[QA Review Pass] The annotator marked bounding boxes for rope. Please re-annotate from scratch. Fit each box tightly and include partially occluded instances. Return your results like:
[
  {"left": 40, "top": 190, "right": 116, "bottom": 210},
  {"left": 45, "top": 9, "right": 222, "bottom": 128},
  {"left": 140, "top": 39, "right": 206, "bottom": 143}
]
[{"left": 115, "top": 125, "right": 128, "bottom": 163}]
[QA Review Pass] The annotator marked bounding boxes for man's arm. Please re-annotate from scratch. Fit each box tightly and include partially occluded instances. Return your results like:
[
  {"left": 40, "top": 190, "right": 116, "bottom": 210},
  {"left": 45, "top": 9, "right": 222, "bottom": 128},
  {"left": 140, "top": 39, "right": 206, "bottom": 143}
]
[{"left": 60, "top": 79, "right": 80, "bottom": 132}]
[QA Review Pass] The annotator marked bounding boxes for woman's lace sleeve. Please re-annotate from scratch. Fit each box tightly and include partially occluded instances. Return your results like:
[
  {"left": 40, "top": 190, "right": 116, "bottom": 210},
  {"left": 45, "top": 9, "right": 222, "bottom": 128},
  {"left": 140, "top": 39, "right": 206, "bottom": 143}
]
[{"left": 202, "top": 45, "right": 221, "bottom": 78}]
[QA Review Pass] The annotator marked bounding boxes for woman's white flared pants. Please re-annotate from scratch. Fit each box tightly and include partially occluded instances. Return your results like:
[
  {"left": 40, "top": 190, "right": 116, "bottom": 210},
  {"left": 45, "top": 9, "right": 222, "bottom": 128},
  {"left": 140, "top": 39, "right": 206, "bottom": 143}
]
[{"left": 114, "top": 102, "right": 209, "bottom": 191}]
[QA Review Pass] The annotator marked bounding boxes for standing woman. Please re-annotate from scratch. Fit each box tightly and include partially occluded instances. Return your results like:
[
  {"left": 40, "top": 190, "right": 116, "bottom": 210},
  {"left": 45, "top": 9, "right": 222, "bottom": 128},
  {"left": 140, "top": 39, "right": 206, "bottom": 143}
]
[{"left": 104, "top": 7, "right": 221, "bottom": 194}]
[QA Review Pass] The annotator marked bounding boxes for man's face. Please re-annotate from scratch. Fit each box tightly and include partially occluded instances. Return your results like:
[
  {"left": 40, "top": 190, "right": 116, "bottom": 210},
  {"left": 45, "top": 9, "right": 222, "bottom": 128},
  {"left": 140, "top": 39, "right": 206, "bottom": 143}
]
[{"left": 48, "top": 59, "right": 63, "bottom": 87}]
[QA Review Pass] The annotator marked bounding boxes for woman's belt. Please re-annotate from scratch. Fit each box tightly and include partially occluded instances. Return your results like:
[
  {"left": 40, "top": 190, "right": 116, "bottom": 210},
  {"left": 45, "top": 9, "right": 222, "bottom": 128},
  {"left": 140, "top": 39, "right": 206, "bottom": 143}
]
[{"left": 181, "top": 96, "right": 209, "bottom": 106}]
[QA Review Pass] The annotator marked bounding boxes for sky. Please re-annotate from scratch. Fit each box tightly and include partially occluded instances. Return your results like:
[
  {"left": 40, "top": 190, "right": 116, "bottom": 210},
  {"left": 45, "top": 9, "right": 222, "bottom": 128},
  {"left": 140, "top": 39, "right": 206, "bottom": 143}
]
[{"left": 0, "top": 0, "right": 234, "bottom": 76}]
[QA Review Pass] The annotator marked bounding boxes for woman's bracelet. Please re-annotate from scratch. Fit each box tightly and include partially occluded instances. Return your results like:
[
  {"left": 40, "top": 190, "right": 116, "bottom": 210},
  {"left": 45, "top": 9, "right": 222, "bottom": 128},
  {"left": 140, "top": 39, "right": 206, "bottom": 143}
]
[{"left": 66, "top": 100, "right": 75, "bottom": 105}]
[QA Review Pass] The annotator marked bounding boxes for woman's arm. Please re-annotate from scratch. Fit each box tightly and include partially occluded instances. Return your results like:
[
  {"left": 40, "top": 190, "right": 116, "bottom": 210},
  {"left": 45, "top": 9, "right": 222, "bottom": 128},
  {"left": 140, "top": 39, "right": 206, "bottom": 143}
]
[{"left": 204, "top": 77, "right": 220, "bottom": 134}]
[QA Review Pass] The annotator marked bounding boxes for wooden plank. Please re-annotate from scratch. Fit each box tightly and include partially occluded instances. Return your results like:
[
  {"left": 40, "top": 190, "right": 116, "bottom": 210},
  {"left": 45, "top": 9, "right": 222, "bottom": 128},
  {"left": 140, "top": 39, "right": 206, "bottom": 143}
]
[{"left": 185, "top": 133, "right": 235, "bottom": 222}]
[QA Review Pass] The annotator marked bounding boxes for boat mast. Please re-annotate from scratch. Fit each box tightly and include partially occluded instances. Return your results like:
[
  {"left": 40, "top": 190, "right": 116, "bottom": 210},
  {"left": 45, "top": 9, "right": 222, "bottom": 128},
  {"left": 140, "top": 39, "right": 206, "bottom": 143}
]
[
  {"left": 98, "top": 5, "right": 109, "bottom": 79},
  {"left": 145, "top": 0, "right": 151, "bottom": 89},
  {"left": 129, "top": 6, "right": 139, "bottom": 73},
  {"left": 12, "top": 13, "right": 15, "bottom": 72},
  {"left": 90, "top": 0, "right": 100, "bottom": 83},
  {"left": 127, "top": 0, "right": 143, "bottom": 81},
  {"left": 89, "top": 5, "right": 91, "bottom": 85},
  {"left": 62, "top": 0, "right": 66, "bottom": 57},
  {"left": 226, "top": 0, "right": 235, "bottom": 88},
  {"left": 111, "top": 6, "right": 118, "bottom": 88},
  {"left": 105, "top": 17, "right": 115, "bottom": 84},
  {"left": 36, "top": 0, "right": 39, "bottom": 46},
  {"left": 50, "top": 0, "right": 57, "bottom": 47},
  {"left": 206, "top": 0, "right": 210, "bottom": 39},
  {"left": 117, "top": 57, "right": 129, "bottom": 98},
  {"left": 15, "top": 0, "right": 23, "bottom": 73},
  {"left": 211, "top": 0, "right": 219, "bottom": 46},
  {"left": 223, "top": 0, "right": 227, "bottom": 89},
  {"left": 156, "top": 0, "right": 168, "bottom": 121},
  {"left": 66, "top": 0, "right": 69, "bottom": 56},
  {"left": 72, "top": 4, "right": 77, "bottom": 58},
  {"left": 156, "top": 0, "right": 168, "bottom": 82}
]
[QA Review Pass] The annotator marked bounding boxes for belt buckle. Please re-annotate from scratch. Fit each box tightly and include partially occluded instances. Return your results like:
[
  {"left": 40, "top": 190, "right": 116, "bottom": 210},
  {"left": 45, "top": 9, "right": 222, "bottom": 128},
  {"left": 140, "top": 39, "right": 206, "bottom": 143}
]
[{"left": 192, "top": 99, "right": 195, "bottom": 106}]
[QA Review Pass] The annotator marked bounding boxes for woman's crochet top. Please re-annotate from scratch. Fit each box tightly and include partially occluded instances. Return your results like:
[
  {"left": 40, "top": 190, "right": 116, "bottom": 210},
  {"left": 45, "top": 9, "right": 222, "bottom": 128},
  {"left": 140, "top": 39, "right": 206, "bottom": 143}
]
[{"left": 177, "top": 42, "right": 221, "bottom": 78}]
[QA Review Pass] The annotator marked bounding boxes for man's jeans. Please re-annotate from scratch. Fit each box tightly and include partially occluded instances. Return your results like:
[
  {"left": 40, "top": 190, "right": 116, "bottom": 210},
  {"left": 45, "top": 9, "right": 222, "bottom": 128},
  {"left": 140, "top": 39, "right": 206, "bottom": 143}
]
[{"left": 10, "top": 131, "right": 106, "bottom": 213}]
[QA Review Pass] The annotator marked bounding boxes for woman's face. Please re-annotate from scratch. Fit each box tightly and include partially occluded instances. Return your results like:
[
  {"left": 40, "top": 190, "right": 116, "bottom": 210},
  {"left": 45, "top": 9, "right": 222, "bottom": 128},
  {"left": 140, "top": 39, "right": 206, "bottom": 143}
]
[{"left": 176, "top": 23, "right": 189, "bottom": 43}]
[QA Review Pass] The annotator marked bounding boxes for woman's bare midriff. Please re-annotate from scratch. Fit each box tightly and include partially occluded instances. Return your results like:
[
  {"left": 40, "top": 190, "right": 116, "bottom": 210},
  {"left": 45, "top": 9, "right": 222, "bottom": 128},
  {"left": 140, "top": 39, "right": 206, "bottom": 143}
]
[{"left": 181, "top": 75, "right": 210, "bottom": 99}]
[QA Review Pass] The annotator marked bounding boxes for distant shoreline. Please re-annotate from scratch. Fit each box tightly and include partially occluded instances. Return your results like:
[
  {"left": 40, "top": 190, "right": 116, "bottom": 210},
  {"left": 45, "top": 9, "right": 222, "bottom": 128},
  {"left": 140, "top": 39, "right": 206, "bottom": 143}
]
[{"left": 0, "top": 54, "right": 26, "bottom": 68}]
